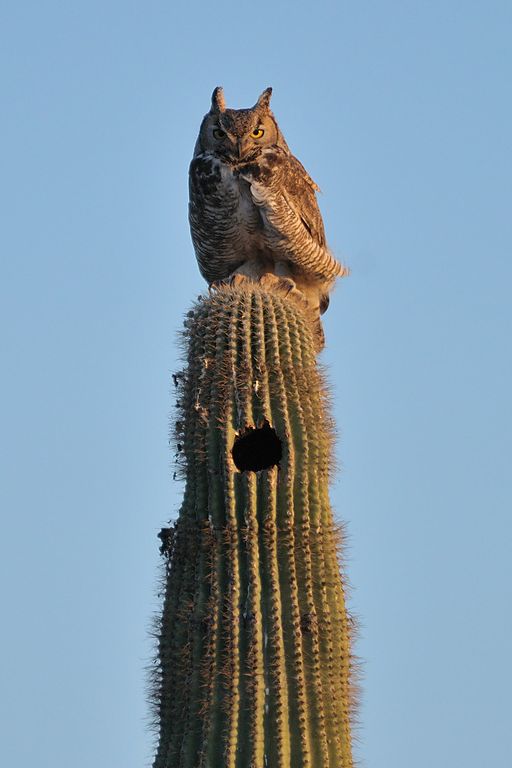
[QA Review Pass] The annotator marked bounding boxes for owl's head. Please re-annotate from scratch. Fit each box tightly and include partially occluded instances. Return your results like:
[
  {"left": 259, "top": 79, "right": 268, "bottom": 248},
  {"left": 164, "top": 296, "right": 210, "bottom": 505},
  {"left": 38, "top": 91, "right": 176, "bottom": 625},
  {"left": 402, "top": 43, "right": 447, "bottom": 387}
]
[{"left": 194, "top": 87, "right": 290, "bottom": 162}]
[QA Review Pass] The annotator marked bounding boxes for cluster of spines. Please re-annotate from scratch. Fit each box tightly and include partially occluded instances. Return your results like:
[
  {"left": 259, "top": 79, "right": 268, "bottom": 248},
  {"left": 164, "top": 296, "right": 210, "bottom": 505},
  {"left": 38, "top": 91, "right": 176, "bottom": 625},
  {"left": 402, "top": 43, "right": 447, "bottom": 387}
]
[{"left": 152, "top": 283, "right": 356, "bottom": 767}]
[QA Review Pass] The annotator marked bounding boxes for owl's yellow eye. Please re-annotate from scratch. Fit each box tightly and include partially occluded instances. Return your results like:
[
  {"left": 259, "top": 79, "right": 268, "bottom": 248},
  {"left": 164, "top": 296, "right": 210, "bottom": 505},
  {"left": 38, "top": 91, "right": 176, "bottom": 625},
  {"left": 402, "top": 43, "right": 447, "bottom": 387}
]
[
  {"left": 213, "top": 127, "right": 226, "bottom": 139},
  {"left": 251, "top": 128, "right": 265, "bottom": 139}
]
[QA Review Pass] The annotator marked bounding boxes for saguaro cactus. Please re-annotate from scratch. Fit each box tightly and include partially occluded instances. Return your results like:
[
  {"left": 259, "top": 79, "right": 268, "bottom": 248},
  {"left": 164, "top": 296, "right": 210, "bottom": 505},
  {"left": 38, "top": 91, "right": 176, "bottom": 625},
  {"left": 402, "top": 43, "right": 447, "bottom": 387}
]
[{"left": 152, "top": 282, "right": 355, "bottom": 767}]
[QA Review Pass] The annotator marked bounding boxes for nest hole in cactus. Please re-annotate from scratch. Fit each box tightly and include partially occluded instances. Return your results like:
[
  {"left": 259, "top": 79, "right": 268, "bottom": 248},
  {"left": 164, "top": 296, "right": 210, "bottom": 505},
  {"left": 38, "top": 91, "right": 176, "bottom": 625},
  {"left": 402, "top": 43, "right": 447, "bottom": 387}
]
[{"left": 232, "top": 420, "right": 282, "bottom": 472}]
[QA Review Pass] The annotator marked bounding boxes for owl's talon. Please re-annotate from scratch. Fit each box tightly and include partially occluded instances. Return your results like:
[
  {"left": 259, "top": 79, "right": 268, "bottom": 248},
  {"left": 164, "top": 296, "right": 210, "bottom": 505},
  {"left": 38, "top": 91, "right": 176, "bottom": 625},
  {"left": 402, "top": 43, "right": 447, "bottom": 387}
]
[
  {"left": 259, "top": 273, "right": 294, "bottom": 294},
  {"left": 229, "top": 273, "right": 252, "bottom": 288}
]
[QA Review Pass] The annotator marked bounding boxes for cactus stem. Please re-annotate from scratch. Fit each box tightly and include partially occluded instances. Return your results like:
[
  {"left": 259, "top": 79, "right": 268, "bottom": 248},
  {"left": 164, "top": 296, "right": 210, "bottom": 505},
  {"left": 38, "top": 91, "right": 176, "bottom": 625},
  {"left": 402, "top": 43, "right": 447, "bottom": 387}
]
[{"left": 152, "top": 284, "right": 355, "bottom": 767}]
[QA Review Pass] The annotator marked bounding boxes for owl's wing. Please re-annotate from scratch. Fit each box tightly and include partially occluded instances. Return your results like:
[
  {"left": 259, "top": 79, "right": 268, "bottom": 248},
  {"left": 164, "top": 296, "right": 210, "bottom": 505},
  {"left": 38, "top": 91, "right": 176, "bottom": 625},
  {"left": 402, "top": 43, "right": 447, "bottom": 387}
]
[
  {"left": 281, "top": 154, "right": 327, "bottom": 247},
  {"left": 239, "top": 148, "right": 345, "bottom": 283}
]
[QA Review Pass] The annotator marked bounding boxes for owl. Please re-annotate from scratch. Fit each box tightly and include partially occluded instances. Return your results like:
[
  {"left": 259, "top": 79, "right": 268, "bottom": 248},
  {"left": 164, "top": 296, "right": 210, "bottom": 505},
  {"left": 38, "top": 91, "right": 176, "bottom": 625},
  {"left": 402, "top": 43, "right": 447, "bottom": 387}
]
[{"left": 188, "top": 87, "right": 347, "bottom": 327}]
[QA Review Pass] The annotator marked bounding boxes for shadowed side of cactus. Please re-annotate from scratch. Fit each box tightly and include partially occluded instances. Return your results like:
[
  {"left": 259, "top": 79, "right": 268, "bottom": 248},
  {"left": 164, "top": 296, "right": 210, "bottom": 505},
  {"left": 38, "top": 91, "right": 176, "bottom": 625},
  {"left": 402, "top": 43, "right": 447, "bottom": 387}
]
[{"left": 152, "top": 283, "right": 356, "bottom": 768}]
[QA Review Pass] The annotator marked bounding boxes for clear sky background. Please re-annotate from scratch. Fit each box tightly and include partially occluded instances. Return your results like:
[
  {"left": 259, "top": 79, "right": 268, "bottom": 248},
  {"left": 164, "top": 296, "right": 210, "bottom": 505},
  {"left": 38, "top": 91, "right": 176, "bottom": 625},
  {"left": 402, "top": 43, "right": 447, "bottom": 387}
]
[{"left": 1, "top": 2, "right": 511, "bottom": 766}]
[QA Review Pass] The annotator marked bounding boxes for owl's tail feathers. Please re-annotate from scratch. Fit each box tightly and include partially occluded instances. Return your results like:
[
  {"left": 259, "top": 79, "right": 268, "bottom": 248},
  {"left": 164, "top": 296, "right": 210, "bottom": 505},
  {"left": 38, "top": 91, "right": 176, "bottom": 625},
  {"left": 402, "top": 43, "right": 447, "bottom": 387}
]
[
  {"left": 337, "top": 260, "right": 351, "bottom": 278},
  {"left": 328, "top": 249, "right": 350, "bottom": 280}
]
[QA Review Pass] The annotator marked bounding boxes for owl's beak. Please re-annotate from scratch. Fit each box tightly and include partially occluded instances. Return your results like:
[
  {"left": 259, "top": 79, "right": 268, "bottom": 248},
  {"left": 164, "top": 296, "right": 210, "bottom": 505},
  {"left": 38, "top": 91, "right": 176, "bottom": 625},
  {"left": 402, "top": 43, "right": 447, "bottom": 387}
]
[{"left": 236, "top": 138, "right": 251, "bottom": 160}]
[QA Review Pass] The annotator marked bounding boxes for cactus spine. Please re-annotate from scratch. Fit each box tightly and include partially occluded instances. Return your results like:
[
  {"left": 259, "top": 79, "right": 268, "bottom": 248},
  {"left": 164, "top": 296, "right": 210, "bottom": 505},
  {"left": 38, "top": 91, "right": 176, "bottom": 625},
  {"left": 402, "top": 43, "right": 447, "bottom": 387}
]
[{"left": 153, "top": 283, "right": 355, "bottom": 767}]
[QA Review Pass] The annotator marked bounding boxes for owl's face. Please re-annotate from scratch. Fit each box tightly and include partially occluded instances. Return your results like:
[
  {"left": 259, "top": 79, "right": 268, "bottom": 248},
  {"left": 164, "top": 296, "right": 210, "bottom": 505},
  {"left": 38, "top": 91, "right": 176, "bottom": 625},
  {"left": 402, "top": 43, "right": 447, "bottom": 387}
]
[{"left": 195, "top": 87, "right": 288, "bottom": 163}]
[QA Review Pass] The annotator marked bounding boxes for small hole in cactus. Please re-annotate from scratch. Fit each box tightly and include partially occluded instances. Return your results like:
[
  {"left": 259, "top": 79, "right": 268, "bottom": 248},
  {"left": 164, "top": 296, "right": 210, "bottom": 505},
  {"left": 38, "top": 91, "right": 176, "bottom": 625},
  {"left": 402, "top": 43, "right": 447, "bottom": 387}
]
[{"left": 232, "top": 421, "right": 282, "bottom": 472}]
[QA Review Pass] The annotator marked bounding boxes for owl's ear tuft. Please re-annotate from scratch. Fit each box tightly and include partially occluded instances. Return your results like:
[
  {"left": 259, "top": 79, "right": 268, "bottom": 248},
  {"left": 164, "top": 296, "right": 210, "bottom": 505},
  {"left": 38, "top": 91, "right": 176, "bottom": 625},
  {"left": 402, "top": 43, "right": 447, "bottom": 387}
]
[
  {"left": 256, "top": 87, "right": 273, "bottom": 110},
  {"left": 210, "top": 87, "right": 226, "bottom": 113}
]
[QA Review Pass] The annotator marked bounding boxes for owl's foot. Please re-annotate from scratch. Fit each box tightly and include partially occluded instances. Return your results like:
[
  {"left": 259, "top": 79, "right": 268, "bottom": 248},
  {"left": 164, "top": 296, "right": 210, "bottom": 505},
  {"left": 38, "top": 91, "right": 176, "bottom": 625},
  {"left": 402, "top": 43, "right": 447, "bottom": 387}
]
[
  {"left": 209, "top": 276, "right": 246, "bottom": 292},
  {"left": 258, "top": 272, "right": 314, "bottom": 314},
  {"left": 259, "top": 272, "right": 296, "bottom": 296},
  {"left": 258, "top": 273, "right": 325, "bottom": 352},
  {"left": 229, "top": 273, "right": 256, "bottom": 289},
  {"left": 210, "top": 274, "right": 261, "bottom": 291}
]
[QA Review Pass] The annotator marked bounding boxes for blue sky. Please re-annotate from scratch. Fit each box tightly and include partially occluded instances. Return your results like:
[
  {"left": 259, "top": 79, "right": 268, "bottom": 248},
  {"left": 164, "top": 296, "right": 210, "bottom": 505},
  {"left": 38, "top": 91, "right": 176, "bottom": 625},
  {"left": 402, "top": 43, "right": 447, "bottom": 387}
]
[{"left": 1, "top": 2, "right": 511, "bottom": 766}]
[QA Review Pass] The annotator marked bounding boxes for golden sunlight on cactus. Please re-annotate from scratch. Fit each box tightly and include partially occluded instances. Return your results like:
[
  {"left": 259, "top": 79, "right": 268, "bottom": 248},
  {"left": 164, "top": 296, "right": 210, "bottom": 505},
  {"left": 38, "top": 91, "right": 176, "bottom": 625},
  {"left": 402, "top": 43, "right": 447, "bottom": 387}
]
[{"left": 152, "top": 282, "right": 356, "bottom": 767}]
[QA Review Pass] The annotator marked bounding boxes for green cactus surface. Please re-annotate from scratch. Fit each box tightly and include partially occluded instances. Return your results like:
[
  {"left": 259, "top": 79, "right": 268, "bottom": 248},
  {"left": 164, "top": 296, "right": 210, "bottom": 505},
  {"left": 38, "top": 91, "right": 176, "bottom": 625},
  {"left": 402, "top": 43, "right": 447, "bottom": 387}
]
[{"left": 152, "top": 282, "right": 356, "bottom": 767}]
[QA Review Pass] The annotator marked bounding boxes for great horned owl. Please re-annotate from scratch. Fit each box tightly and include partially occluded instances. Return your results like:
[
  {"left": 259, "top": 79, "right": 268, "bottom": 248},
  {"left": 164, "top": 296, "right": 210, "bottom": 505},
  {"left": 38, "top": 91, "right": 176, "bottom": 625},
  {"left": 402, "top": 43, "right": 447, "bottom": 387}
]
[{"left": 189, "top": 87, "right": 347, "bottom": 323}]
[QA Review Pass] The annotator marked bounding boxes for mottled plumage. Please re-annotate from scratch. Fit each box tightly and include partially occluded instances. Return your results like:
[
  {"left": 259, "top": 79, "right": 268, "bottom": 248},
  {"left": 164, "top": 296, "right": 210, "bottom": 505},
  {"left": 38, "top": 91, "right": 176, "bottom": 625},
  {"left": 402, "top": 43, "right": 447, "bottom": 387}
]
[{"left": 189, "top": 87, "right": 347, "bottom": 323}]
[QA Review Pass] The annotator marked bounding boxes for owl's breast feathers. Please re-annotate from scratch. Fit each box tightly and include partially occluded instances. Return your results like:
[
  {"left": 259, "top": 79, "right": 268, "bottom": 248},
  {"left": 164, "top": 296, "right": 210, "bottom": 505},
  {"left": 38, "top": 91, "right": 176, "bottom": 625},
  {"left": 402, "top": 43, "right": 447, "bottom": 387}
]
[
  {"left": 189, "top": 154, "right": 265, "bottom": 284},
  {"left": 189, "top": 148, "right": 345, "bottom": 286}
]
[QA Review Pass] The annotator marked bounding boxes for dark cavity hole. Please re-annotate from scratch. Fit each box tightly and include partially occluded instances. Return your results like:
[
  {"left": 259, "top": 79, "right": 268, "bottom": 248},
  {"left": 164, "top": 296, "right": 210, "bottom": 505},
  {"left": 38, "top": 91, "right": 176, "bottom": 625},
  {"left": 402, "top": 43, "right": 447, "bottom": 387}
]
[{"left": 232, "top": 421, "right": 282, "bottom": 473}]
